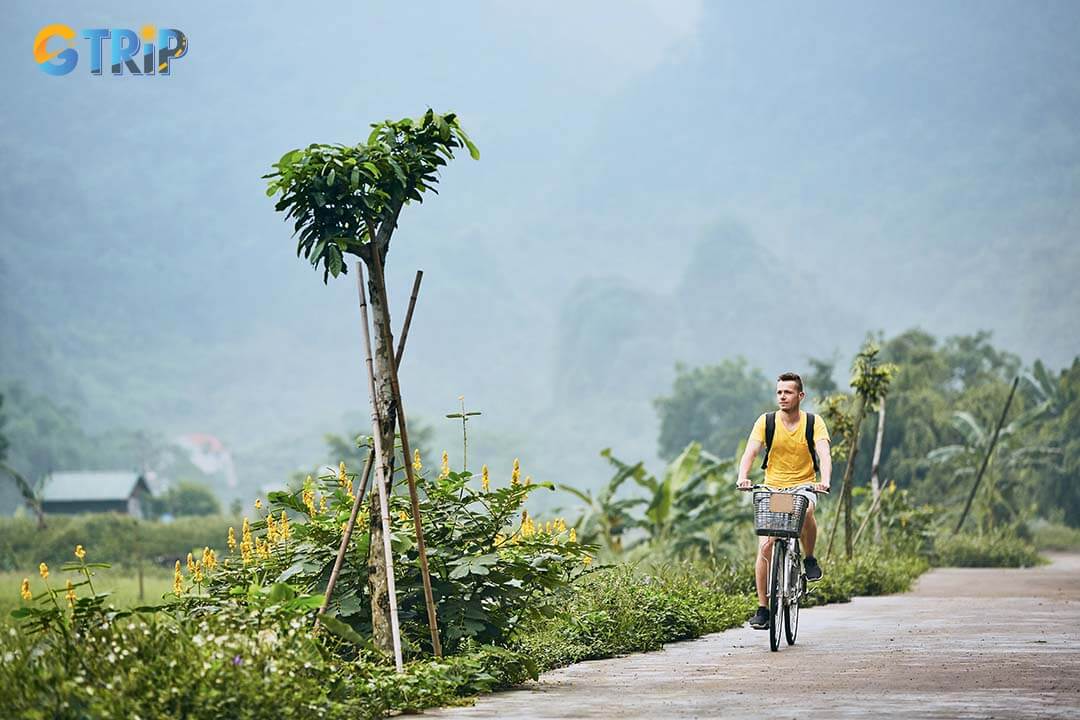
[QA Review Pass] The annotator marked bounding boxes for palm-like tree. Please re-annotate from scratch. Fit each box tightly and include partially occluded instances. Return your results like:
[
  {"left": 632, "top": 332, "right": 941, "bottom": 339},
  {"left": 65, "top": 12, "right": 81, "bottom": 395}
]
[{"left": 928, "top": 409, "right": 1058, "bottom": 531}]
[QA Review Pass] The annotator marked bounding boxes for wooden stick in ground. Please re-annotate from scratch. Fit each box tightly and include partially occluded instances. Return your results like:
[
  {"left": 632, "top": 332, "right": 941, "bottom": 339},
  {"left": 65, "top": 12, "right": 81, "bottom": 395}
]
[
  {"left": 356, "top": 265, "right": 404, "bottom": 672},
  {"left": 852, "top": 479, "right": 887, "bottom": 549},
  {"left": 316, "top": 270, "right": 424, "bottom": 630},
  {"left": 369, "top": 249, "right": 443, "bottom": 658},
  {"left": 954, "top": 376, "right": 1019, "bottom": 535},
  {"left": 314, "top": 452, "right": 372, "bottom": 632}
]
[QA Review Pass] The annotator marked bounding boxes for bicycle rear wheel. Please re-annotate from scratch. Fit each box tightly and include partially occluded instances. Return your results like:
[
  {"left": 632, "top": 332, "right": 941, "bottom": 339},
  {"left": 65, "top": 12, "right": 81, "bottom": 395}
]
[
  {"left": 768, "top": 540, "right": 784, "bottom": 652},
  {"left": 784, "top": 551, "right": 802, "bottom": 645}
]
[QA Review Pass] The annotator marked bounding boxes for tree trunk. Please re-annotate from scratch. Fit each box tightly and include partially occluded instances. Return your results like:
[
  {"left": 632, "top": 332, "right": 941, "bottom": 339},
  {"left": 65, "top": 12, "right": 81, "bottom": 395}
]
[
  {"left": 869, "top": 398, "right": 886, "bottom": 544},
  {"left": 843, "top": 396, "right": 867, "bottom": 559},
  {"left": 365, "top": 256, "right": 399, "bottom": 657}
]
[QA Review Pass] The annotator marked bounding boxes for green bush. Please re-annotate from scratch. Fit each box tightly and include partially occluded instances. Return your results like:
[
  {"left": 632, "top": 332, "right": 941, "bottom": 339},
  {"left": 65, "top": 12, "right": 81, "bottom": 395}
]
[
  {"left": 933, "top": 530, "right": 1044, "bottom": 567},
  {"left": 804, "top": 549, "right": 928, "bottom": 607},
  {"left": 1030, "top": 520, "right": 1080, "bottom": 552},
  {"left": 514, "top": 561, "right": 755, "bottom": 671},
  {"left": 1, "top": 569, "right": 531, "bottom": 720},
  {"left": 0, "top": 515, "right": 235, "bottom": 571}
]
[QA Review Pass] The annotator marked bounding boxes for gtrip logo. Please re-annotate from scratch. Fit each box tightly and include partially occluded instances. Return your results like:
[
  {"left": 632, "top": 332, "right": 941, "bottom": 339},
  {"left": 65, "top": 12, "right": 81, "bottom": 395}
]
[{"left": 33, "top": 24, "right": 188, "bottom": 76}]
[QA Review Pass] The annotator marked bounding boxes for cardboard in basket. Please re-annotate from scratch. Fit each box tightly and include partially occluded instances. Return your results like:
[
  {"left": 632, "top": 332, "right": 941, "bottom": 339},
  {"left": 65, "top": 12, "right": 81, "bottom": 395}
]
[{"left": 769, "top": 493, "right": 795, "bottom": 513}]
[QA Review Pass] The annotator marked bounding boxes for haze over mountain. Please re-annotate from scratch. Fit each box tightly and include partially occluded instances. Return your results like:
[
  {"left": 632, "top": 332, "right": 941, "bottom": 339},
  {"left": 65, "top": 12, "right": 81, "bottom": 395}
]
[{"left": 2, "top": 1, "right": 1078, "bottom": 506}]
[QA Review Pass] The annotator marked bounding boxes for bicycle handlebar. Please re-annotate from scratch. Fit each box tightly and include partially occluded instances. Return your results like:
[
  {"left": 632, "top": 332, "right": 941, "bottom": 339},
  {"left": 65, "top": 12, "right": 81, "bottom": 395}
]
[{"left": 738, "top": 483, "right": 829, "bottom": 494}]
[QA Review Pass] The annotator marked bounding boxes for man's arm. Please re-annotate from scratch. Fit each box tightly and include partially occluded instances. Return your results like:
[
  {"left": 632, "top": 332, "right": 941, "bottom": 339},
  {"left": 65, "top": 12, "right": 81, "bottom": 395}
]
[
  {"left": 736, "top": 439, "right": 763, "bottom": 489},
  {"left": 814, "top": 438, "right": 832, "bottom": 493}
]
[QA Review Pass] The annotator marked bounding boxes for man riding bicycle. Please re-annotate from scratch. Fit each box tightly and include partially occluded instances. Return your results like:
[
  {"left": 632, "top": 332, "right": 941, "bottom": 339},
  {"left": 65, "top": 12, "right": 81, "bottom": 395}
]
[{"left": 737, "top": 372, "right": 832, "bottom": 630}]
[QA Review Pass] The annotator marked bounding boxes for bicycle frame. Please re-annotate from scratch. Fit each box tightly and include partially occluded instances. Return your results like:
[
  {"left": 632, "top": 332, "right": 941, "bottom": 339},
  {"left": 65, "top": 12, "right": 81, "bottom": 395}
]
[{"left": 768, "top": 536, "right": 804, "bottom": 605}]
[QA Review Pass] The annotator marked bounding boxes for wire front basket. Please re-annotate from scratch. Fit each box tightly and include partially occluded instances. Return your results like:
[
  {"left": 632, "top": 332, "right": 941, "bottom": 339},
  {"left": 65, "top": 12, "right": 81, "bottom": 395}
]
[{"left": 753, "top": 490, "right": 809, "bottom": 538}]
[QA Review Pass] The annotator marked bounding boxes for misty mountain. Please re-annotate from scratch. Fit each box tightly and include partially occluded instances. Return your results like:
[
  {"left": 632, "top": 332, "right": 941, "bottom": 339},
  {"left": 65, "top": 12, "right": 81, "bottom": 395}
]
[{"left": 2, "top": 2, "right": 1078, "bottom": 509}]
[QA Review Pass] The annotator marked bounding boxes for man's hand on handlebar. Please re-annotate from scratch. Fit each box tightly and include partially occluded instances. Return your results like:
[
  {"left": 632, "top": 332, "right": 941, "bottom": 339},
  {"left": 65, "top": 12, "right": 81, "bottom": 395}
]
[
  {"left": 813, "top": 481, "right": 831, "bottom": 494},
  {"left": 736, "top": 478, "right": 752, "bottom": 490}
]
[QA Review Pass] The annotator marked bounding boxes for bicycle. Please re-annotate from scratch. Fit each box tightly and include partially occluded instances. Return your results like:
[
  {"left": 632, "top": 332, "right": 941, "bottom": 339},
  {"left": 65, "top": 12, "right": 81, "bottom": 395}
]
[{"left": 743, "top": 484, "right": 825, "bottom": 652}]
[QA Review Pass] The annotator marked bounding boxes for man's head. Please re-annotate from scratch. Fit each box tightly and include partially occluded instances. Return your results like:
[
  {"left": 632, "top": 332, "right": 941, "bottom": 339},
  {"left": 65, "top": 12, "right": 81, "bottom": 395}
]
[{"left": 776, "top": 372, "right": 805, "bottom": 412}]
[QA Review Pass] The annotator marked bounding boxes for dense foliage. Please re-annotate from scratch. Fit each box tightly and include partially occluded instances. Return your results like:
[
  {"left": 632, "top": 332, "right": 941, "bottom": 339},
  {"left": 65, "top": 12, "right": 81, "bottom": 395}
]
[
  {"left": 654, "top": 359, "right": 773, "bottom": 461},
  {"left": 0, "top": 514, "right": 235, "bottom": 571}
]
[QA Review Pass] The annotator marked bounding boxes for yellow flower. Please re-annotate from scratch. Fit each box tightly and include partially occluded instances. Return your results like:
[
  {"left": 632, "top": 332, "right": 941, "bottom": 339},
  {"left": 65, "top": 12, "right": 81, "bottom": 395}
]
[
  {"left": 256, "top": 537, "right": 269, "bottom": 559},
  {"left": 524, "top": 475, "right": 532, "bottom": 487},
  {"left": 569, "top": 528, "right": 577, "bottom": 543},
  {"left": 38, "top": 563, "right": 48, "bottom": 581},
  {"left": 320, "top": 495, "right": 328, "bottom": 514},
  {"left": 413, "top": 449, "right": 422, "bottom": 474},
  {"left": 279, "top": 511, "right": 291, "bottom": 540},
  {"left": 241, "top": 518, "right": 254, "bottom": 564},
  {"left": 173, "top": 560, "right": 184, "bottom": 595},
  {"left": 74, "top": 544, "right": 86, "bottom": 561},
  {"left": 511, "top": 458, "right": 520, "bottom": 486},
  {"left": 346, "top": 478, "right": 354, "bottom": 500},
  {"left": 187, "top": 552, "right": 196, "bottom": 575},
  {"left": 494, "top": 533, "right": 505, "bottom": 546},
  {"left": 227, "top": 527, "right": 237, "bottom": 552},
  {"left": 266, "top": 512, "right": 278, "bottom": 543},
  {"left": 481, "top": 464, "right": 490, "bottom": 492},
  {"left": 20, "top": 578, "right": 31, "bottom": 601},
  {"left": 583, "top": 554, "right": 592, "bottom": 567},
  {"left": 65, "top": 580, "right": 76, "bottom": 607},
  {"left": 545, "top": 521, "right": 553, "bottom": 534},
  {"left": 254, "top": 498, "right": 263, "bottom": 510},
  {"left": 398, "top": 510, "right": 409, "bottom": 524},
  {"left": 303, "top": 483, "right": 317, "bottom": 517},
  {"left": 888, "top": 480, "right": 897, "bottom": 495},
  {"left": 440, "top": 451, "right": 450, "bottom": 479},
  {"left": 338, "top": 462, "right": 347, "bottom": 486},
  {"left": 201, "top": 546, "right": 216, "bottom": 571}
]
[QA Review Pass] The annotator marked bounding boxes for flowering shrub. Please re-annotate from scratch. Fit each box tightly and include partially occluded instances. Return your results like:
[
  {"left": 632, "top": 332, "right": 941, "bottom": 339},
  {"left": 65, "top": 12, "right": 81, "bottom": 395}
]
[{"left": 171, "top": 454, "right": 591, "bottom": 656}]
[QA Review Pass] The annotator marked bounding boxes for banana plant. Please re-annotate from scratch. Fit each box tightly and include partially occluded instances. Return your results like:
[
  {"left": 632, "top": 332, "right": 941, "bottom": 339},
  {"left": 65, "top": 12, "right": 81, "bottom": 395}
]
[
  {"left": 564, "top": 442, "right": 747, "bottom": 557},
  {"left": 928, "top": 408, "right": 1059, "bottom": 530}
]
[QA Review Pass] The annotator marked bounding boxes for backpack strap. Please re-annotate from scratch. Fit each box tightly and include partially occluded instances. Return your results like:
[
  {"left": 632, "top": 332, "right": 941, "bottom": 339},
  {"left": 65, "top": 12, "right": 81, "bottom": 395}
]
[
  {"left": 806, "top": 412, "right": 821, "bottom": 473},
  {"left": 760, "top": 412, "right": 776, "bottom": 469}
]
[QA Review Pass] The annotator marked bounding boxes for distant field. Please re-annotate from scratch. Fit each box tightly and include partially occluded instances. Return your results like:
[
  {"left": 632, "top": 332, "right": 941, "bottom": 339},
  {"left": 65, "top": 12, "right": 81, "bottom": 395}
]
[{"left": 1, "top": 568, "right": 173, "bottom": 621}]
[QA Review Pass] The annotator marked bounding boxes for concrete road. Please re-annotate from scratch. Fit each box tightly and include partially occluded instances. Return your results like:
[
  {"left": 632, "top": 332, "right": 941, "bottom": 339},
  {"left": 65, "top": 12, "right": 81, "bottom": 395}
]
[{"left": 424, "top": 554, "right": 1080, "bottom": 719}]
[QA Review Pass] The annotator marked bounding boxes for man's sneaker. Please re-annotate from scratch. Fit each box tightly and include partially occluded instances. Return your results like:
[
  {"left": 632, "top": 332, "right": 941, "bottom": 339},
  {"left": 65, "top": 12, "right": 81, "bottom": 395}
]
[
  {"left": 749, "top": 606, "right": 770, "bottom": 629},
  {"left": 804, "top": 555, "right": 823, "bottom": 582}
]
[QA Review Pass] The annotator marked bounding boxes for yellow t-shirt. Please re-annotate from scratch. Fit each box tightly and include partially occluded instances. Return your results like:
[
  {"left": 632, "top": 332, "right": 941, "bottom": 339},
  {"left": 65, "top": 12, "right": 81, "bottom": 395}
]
[{"left": 750, "top": 411, "right": 830, "bottom": 489}]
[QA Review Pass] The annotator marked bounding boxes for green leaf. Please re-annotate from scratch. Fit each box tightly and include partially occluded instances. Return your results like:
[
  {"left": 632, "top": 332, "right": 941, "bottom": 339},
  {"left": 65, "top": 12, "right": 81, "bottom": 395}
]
[
  {"left": 318, "top": 614, "right": 366, "bottom": 646},
  {"left": 265, "top": 583, "right": 298, "bottom": 603}
]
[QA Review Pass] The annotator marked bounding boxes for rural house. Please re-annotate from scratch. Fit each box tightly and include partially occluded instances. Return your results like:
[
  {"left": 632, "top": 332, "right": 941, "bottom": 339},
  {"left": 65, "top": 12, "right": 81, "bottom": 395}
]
[{"left": 40, "top": 471, "right": 153, "bottom": 519}]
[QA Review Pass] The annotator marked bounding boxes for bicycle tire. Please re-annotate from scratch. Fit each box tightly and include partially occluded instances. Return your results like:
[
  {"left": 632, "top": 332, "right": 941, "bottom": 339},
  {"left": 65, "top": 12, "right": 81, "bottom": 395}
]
[
  {"left": 769, "top": 540, "right": 783, "bottom": 652},
  {"left": 784, "top": 550, "right": 801, "bottom": 645}
]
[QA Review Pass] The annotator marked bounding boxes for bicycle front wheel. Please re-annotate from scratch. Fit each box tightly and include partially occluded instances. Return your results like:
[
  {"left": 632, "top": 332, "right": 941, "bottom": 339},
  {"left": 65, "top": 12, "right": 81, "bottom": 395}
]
[
  {"left": 769, "top": 540, "right": 784, "bottom": 652},
  {"left": 784, "top": 553, "right": 801, "bottom": 645}
]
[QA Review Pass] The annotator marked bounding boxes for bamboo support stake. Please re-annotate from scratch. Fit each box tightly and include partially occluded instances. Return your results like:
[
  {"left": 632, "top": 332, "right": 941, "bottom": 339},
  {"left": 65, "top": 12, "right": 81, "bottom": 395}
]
[
  {"left": 852, "top": 479, "right": 887, "bottom": 549},
  {"left": 356, "top": 266, "right": 404, "bottom": 672},
  {"left": 316, "top": 270, "right": 424, "bottom": 630},
  {"left": 369, "top": 250, "right": 443, "bottom": 657}
]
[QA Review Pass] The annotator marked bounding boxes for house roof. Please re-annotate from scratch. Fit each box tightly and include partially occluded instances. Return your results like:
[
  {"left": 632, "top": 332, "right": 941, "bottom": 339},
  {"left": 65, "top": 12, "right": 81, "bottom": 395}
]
[{"left": 41, "top": 472, "right": 149, "bottom": 502}]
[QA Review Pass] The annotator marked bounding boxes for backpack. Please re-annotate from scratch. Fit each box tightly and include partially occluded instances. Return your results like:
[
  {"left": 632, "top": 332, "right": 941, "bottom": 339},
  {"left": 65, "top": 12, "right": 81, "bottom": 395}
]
[{"left": 760, "top": 412, "right": 820, "bottom": 473}]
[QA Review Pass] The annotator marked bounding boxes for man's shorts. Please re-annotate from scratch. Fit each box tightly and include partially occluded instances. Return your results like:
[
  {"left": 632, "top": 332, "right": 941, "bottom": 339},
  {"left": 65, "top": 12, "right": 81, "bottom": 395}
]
[{"left": 766, "top": 483, "right": 818, "bottom": 508}]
